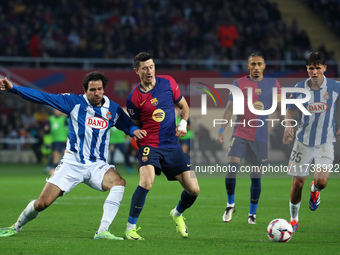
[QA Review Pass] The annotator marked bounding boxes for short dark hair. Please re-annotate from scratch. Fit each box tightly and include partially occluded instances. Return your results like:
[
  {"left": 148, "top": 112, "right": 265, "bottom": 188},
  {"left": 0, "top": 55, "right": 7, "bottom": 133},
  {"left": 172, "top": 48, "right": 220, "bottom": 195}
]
[
  {"left": 306, "top": 52, "right": 326, "bottom": 66},
  {"left": 134, "top": 52, "right": 153, "bottom": 69},
  {"left": 248, "top": 51, "right": 264, "bottom": 62},
  {"left": 83, "top": 71, "right": 109, "bottom": 91}
]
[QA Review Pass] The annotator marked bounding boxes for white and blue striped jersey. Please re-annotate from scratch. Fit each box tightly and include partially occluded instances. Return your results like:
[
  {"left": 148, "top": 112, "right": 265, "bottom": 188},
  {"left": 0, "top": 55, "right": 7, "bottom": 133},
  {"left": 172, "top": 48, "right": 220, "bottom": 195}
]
[
  {"left": 288, "top": 76, "right": 340, "bottom": 146},
  {"left": 10, "top": 85, "right": 138, "bottom": 164}
]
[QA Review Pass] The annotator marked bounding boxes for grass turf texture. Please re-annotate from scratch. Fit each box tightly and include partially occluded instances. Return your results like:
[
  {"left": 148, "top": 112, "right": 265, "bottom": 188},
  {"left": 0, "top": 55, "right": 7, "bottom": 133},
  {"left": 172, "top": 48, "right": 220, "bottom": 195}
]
[{"left": 0, "top": 163, "right": 339, "bottom": 255}]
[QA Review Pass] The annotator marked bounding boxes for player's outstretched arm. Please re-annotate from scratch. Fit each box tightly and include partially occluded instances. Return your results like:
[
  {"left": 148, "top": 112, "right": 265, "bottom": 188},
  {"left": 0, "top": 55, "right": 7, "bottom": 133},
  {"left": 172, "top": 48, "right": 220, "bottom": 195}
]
[
  {"left": 132, "top": 119, "right": 142, "bottom": 128},
  {"left": 0, "top": 77, "right": 14, "bottom": 91}
]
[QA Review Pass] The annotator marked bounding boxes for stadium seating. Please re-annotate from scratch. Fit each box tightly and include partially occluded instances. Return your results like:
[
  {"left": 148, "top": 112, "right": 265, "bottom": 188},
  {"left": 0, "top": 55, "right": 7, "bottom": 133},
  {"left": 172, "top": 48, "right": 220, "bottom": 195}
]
[{"left": 0, "top": 0, "right": 332, "bottom": 61}]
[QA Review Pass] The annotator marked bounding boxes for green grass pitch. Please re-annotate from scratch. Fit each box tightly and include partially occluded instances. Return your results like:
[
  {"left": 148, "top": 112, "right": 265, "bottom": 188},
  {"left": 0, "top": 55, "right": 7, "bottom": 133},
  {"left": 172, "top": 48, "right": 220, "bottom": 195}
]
[{"left": 0, "top": 163, "right": 339, "bottom": 255}]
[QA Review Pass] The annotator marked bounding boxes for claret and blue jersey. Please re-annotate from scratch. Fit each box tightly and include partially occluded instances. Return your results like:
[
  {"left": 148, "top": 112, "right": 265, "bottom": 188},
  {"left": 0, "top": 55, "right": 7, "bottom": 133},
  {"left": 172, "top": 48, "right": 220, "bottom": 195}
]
[
  {"left": 229, "top": 75, "right": 281, "bottom": 142},
  {"left": 126, "top": 75, "right": 182, "bottom": 148},
  {"left": 288, "top": 77, "right": 340, "bottom": 146},
  {"left": 10, "top": 85, "right": 138, "bottom": 164}
]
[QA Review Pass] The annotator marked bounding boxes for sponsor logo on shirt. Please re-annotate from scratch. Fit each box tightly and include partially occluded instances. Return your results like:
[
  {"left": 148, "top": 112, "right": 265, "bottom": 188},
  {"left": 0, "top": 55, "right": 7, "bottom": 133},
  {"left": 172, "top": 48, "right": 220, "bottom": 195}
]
[
  {"left": 308, "top": 102, "right": 329, "bottom": 113},
  {"left": 253, "top": 101, "right": 264, "bottom": 110},
  {"left": 152, "top": 109, "right": 165, "bottom": 122},
  {"left": 140, "top": 99, "right": 147, "bottom": 106},
  {"left": 86, "top": 117, "right": 108, "bottom": 129}
]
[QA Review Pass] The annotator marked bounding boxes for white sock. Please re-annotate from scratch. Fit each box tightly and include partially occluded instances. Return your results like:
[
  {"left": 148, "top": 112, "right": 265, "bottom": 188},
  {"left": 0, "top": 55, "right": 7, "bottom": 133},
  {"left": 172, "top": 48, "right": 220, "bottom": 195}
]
[
  {"left": 227, "top": 203, "right": 235, "bottom": 208},
  {"left": 14, "top": 200, "right": 40, "bottom": 231},
  {"left": 173, "top": 208, "right": 182, "bottom": 217},
  {"left": 311, "top": 182, "right": 320, "bottom": 192},
  {"left": 125, "top": 222, "right": 136, "bottom": 232},
  {"left": 289, "top": 201, "right": 301, "bottom": 222},
  {"left": 97, "top": 185, "right": 125, "bottom": 234}
]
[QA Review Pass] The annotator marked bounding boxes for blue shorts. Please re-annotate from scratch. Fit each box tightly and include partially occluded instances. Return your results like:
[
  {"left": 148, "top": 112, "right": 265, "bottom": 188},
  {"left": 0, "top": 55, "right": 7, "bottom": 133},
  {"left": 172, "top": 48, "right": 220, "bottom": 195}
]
[
  {"left": 52, "top": 142, "right": 66, "bottom": 153},
  {"left": 228, "top": 136, "right": 268, "bottom": 165},
  {"left": 179, "top": 138, "right": 190, "bottom": 147},
  {"left": 138, "top": 145, "right": 191, "bottom": 180}
]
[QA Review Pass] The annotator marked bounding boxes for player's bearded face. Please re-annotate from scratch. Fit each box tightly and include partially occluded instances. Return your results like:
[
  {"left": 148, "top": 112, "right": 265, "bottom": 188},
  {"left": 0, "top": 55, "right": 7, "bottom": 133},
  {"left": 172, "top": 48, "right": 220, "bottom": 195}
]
[
  {"left": 85, "top": 80, "right": 104, "bottom": 106},
  {"left": 136, "top": 59, "right": 155, "bottom": 85},
  {"left": 248, "top": 56, "right": 266, "bottom": 80}
]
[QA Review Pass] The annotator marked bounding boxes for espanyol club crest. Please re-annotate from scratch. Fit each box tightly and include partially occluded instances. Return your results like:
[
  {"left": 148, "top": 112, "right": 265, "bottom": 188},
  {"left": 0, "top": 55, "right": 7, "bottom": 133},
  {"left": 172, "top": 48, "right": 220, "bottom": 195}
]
[
  {"left": 150, "top": 98, "right": 159, "bottom": 106},
  {"left": 106, "top": 111, "right": 112, "bottom": 120},
  {"left": 323, "top": 92, "right": 330, "bottom": 100},
  {"left": 255, "top": 88, "right": 262, "bottom": 95}
]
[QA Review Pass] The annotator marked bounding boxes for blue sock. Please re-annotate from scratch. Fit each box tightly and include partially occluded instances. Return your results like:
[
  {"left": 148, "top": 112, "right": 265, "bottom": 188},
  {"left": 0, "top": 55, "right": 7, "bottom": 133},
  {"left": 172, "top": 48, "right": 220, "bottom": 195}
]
[
  {"left": 249, "top": 203, "right": 258, "bottom": 215},
  {"left": 128, "top": 185, "right": 149, "bottom": 224},
  {"left": 176, "top": 190, "right": 198, "bottom": 214},
  {"left": 225, "top": 162, "right": 238, "bottom": 205},
  {"left": 249, "top": 178, "right": 261, "bottom": 214},
  {"left": 227, "top": 193, "right": 235, "bottom": 205}
]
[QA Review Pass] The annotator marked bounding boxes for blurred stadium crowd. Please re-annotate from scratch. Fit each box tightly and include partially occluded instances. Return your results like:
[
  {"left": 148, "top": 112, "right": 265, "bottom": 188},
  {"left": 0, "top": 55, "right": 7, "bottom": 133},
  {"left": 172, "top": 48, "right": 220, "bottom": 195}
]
[
  {"left": 0, "top": 0, "right": 337, "bottom": 62},
  {"left": 303, "top": 0, "right": 340, "bottom": 36},
  {"left": 1, "top": 0, "right": 340, "bottom": 163},
  {"left": 0, "top": 92, "right": 51, "bottom": 162}
]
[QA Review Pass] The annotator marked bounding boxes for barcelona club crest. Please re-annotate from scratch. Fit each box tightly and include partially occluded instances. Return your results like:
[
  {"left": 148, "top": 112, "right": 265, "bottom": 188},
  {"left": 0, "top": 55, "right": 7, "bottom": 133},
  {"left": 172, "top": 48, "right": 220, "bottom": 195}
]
[
  {"left": 255, "top": 88, "right": 262, "bottom": 95},
  {"left": 323, "top": 92, "right": 330, "bottom": 100},
  {"left": 142, "top": 156, "right": 148, "bottom": 162},
  {"left": 150, "top": 98, "right": 159, "bottom": 106}
]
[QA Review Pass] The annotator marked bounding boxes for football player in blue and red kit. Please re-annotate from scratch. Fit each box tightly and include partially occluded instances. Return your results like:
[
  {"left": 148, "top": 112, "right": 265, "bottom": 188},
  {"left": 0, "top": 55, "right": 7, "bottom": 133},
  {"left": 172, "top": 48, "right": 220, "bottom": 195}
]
[
  {"left": 124, "top": 52, "right": 200, "bottom": 240},
  {"left": 216, "top": 52, "right": 281, "bottom": 224}
]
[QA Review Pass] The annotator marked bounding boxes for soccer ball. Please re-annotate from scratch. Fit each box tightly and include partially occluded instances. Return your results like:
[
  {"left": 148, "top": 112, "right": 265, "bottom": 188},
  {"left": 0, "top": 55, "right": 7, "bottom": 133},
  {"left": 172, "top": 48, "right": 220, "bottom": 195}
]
[{"left": 267, "top": 218, "right": 293, "bottom": 242}]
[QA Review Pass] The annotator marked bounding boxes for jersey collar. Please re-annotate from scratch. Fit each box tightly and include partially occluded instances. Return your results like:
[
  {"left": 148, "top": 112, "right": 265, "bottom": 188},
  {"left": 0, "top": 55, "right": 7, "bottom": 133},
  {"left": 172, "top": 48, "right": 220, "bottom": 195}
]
[
  {"left": 83, "top": 94, "right": 110, "bottom": 108},
  {"left": 305, "top": 75, "right": 327, "bottom": 90},
  {"left": 138, "top": 76, "right": 158, "bottom": 94}
]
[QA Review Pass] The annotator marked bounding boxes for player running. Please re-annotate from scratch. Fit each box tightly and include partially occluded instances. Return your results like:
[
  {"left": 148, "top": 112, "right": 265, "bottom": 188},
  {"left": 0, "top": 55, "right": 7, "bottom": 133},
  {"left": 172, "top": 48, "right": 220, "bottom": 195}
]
[
  {"left": 216, "top": 52, "right": 281, "bottom": 224},
  {"left": 0, "top": 71, "right": 146, "bottom": 239},
  {"left": 283, "top": 52, "right": 340, "bottom": 232},
  {"left": 124, "top": 52, "right": 200, "bottom": 240}
]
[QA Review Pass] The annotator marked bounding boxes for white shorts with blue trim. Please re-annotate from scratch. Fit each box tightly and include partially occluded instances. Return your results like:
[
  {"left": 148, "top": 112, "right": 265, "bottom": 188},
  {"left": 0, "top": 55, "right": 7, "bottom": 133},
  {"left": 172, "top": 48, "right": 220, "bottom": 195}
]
[
  {"left": 287, "top": 140, "right": 334, "bottom": 177},
  {"left": 47, "top": 152, "right": 114, "bottom": 195}
]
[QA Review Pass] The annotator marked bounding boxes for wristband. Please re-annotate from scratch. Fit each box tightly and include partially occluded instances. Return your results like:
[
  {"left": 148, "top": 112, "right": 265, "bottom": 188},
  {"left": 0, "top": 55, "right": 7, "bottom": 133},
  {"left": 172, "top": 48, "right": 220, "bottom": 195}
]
[
  {"left": 218, "top": 128, "right": 224, "bottom": 133},
  {"left": 177, "top": 119, "right": 187, "bottom": 132}
]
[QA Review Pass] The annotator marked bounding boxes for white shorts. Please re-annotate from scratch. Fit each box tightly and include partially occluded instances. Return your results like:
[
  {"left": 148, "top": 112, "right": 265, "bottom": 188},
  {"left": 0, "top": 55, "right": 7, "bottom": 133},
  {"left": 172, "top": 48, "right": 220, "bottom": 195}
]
[
  {"left": 47, "top": 152, "right": 115, "bottom": 195},
  {"left": 287, "top": 140, "right": 334, "bottom": 177}
]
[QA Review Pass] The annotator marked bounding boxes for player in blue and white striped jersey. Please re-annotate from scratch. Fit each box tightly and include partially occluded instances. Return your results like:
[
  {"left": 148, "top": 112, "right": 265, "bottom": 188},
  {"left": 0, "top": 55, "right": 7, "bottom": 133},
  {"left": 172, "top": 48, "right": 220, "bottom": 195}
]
[
  {"left": 0, "top": 71, "right": 146, "bottom": 240},
  {"left": 282, "top": 52, "right": 340, "bottom": 232}
]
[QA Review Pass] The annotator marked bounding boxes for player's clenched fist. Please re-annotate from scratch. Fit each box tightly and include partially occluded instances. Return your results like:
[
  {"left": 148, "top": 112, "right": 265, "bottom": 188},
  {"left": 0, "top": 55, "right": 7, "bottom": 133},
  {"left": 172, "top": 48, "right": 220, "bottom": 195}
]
[{"left": 0, "top": 77, "right": 13, "bottom": 91}]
